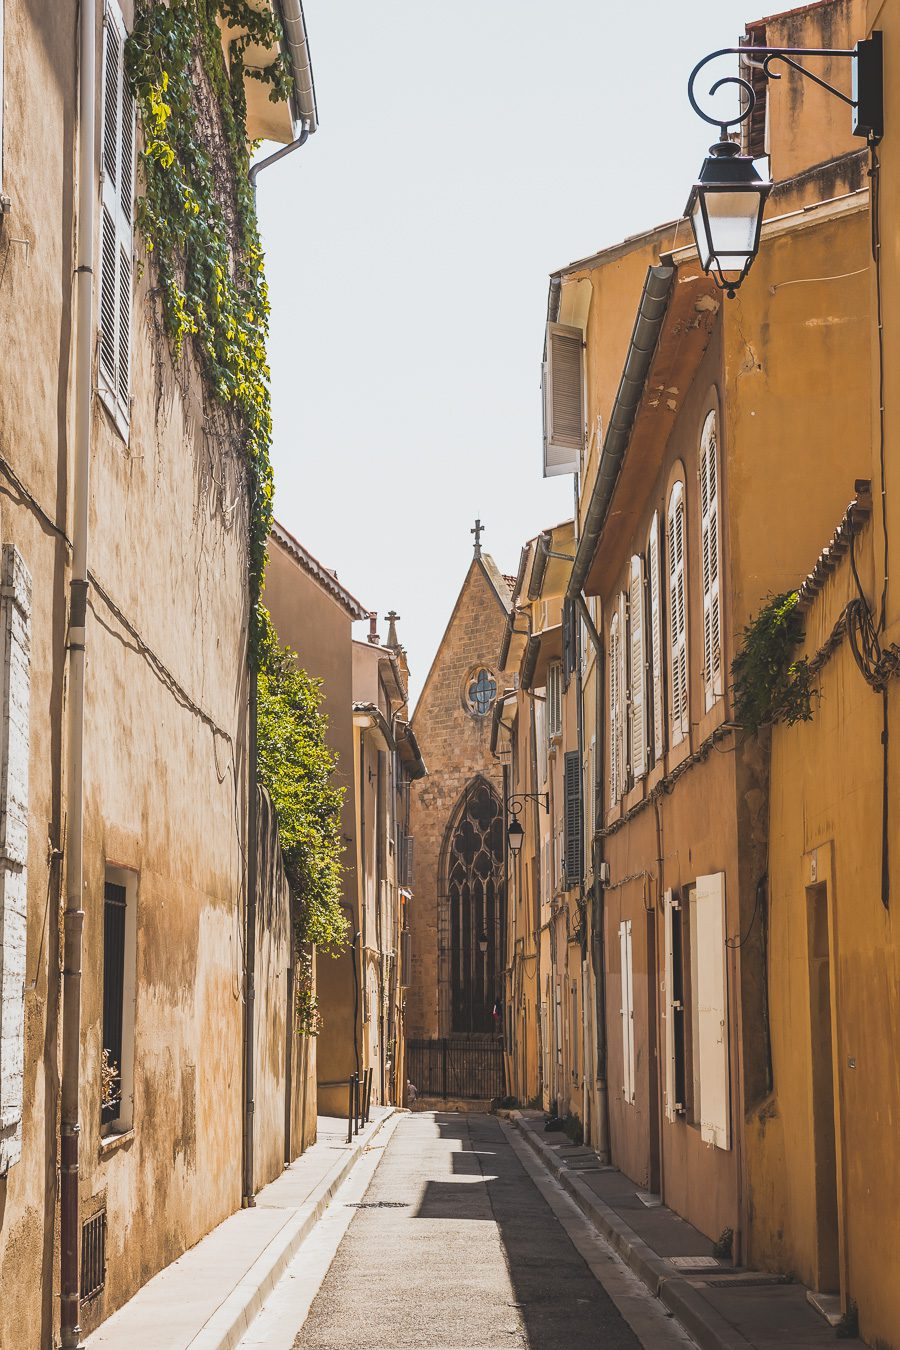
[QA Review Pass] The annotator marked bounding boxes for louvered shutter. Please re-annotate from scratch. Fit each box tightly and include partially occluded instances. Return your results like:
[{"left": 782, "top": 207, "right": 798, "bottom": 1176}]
[
  {"left": 628, "top": 554, "right": 647, "bottom": 781},
  {"left": 619, "top": 919, "right": 635, "bottom": 1104},
  {"left": 695, "top": 872, "right": 730, "bottom": 1149},
  {"left": 648, "top": 511, "right": 665, "bottom": 763},
  {"left": 668, "top": 483, "right": 689, "bottom": 745},
  {"left": 608, "top": 612, "right": 621, "bottom": 803},
  {"left": 542, "top": 323, "right": 584, "bottom": 477},
  {"left": 99, "top": 2, "right": 135, "bottom": 423},
  {"left": 663, "top": 889, "right": 676, "bottom": 1122},
  {"left": 699, "top": 413, "right": 723, "bottom": 709},
  {"left": 563, "top": 749, "right": 582, "bottom": 887}
]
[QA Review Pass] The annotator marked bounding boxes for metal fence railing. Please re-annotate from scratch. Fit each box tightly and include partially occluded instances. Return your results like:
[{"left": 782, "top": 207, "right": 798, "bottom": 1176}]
[{"left": 406, "top": 1036, "right": 504, "bottom": 1101}]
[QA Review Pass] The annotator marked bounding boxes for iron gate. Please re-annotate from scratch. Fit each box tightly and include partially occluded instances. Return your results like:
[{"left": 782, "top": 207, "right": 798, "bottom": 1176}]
[{"left": 406, "top": 1036, "right": 505, "bottom": 1101}]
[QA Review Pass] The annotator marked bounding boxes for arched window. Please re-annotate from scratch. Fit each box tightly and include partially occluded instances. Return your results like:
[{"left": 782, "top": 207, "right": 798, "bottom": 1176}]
[
  {"left": 647, "top": 510, "right": 665, "bottom": 764},
  {"left": 628, "top": 554, "right": 646, "bottom": 782},
  {"left": 444, "top": 779, "right": 504, "bottom": 1034},
  {"left": 699, "top": 411, "right": 722, "bottom": 709},
  {"left": 667, "top": 481, "right": 689, "bottom": 745}
]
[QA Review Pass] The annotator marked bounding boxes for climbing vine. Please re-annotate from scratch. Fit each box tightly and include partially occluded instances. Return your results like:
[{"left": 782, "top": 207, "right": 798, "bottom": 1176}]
[
  {"left": 256, "top": 612, "right": 349, "bottom": 1031},
  {"left": 126, "top": 0, "right": 289, "bottom": 656},
  {"left": 127, "top": 4, "right": 348, "bottom": 1028},
  {"left": 731, "top": 591, "right": 818, "bottom": 733}
]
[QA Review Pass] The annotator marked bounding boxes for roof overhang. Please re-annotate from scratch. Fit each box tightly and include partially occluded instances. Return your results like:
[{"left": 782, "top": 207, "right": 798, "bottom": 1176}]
[
  {"left": 395, "top": 720, "right": 428, "bottom": 780},
  {"left": 352, "top": 702, "right": 395, "bottom": 752}
]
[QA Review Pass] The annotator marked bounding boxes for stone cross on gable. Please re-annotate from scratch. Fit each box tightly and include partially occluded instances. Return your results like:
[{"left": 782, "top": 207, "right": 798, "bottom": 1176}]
[{"left": 471, "top": 518, "right": 485, "bottom": 558}]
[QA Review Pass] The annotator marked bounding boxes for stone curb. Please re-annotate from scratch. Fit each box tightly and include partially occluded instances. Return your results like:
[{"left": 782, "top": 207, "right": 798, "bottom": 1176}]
[
  {"left": 186, "top": 1109, "right": 397, "bottom": 1350},
  {"left": 504, "top": 1111, "right": 752, "bottom": 1350}
]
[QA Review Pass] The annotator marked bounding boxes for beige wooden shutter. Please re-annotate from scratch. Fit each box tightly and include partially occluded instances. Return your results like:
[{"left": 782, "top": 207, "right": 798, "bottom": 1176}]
[
  {"left": 608, "top": 611, "right": 621, "bottom": 803},
  {"left": 694, "top": 871, "right": 730, "bottom": 1149},
  {"left": 663, "top": 889, "right": 676, "bottom": 1122},
  {"left": 543, "top": 323, "right": 583, "bottom": 477},
  {"left": 619, "top": 919, "right": 635, "bottom": 1104},
  {"left": 648, "top": 510, "right": 665, "bottom": 763},
  {"left": 668, "top": 483, "right": 689, "bottom": 745},
  {"left": 699, "top": 413, "right": 723, "bottom": 710},
  {"left": 628, "top": 554, "right": 646, "bottom": 781},
  {"left": 99, "top": 2, "right": 135, "bottom": 424}
]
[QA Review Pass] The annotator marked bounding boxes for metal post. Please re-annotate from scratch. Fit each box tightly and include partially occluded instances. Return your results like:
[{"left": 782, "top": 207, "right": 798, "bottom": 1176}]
[
  {"left": 354, "top": 1074, "right": 361, "bottom": 1135},
  {"left": 365, "top": 1066, "right": 373, "bottom": 1123},
  {"left": 347, "top": 1075, "right": 355, "bottom": 1144}
]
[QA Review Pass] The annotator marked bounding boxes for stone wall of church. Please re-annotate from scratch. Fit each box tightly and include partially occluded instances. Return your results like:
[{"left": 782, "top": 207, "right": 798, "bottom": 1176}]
[{"left": 407, "top": 560, "right": 509, "bottom": 1041}]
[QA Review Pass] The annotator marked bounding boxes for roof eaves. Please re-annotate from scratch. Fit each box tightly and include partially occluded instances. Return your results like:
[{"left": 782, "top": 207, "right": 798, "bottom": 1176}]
[{"left": 271, "top": 521, "right": 369, "bottom": 620}]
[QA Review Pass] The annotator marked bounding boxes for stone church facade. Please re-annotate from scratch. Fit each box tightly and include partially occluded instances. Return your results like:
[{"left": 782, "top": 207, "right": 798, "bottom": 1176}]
[{"left": 406, "top": 543, "right": 512, "bottom": 1040}]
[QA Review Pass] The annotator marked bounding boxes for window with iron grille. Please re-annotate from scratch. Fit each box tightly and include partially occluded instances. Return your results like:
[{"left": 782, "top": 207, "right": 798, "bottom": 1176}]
[
  {"left": 81, "top": 1209, "right": 107, "bottom": 1302},
  {"left": 101, "top": 869, "right": 137, "bottom": 1132}
]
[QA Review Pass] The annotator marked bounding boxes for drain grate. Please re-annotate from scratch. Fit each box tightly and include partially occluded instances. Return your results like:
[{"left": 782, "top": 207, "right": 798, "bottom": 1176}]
[
  {"left": 345, "top": 1201, "right": 408, "bottom": 1209},
  {"left": 704, "top": 1274, "right": 794, "bottom": 1288}
]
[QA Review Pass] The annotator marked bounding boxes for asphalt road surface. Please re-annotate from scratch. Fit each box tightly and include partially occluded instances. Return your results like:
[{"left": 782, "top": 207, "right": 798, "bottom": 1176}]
[{"left": 290, "top": 1112, "right": 648, "bottom": 1350}]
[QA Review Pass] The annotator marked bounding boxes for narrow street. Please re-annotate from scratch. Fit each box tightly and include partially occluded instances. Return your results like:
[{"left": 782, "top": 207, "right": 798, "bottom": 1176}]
[{"left": 242, "top": 1112, "right": 693, "bottom": 1350}]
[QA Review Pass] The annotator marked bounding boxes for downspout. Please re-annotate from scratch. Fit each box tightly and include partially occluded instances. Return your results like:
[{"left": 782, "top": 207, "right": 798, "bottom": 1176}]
[
  {"left": 61, "top": 1, "right": 96, "bottom": 1341},
  {"left": 575, "top": 594, "right": 609, "bottom": 1163},
  {"left": 241, "top": 88, "right": 314, "bottom": 1201}
]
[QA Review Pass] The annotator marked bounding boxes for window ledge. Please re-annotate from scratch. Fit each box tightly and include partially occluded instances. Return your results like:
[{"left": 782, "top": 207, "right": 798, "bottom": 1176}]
[
  {"left": 624, "top": 780, "right": 645, "bottom": 814},
  {"left": 666, "top": 735, "right": 692, "bottom": 774},
  {"left": 99, "top": 1127, "right": 135, "bottom": 1159}
]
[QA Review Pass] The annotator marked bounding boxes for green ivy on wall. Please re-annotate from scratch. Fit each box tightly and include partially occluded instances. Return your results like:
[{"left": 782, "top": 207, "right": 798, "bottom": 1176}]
[
  {"left": 256, "top": 612, "right": 349, "bottom": 1033},
  {"left": 731, "top": 591, "right": 817, "bottom": 733},
  {"left": 127, "top": 2, "right": 348, "bottom": 1030},
  {"left": 127, "top": 0, "right": 287, "bottom": 655}
]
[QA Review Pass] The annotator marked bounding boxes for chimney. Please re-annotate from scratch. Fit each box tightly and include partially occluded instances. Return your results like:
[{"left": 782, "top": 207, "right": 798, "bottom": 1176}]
[{"left": 367, "top": 612, "right": 380, "bottom": 645}]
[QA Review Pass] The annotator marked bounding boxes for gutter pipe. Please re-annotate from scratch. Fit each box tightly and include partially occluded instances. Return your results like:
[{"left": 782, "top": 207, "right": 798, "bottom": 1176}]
[
  {"left": 566, "top": 264, "right": 675, "bottom": 603},
  {"left": 279, "top": 0, "right": 317, "bottom": 133},
  {"left": 61, "top": 0, "right": 96, "bottom": 1341}
]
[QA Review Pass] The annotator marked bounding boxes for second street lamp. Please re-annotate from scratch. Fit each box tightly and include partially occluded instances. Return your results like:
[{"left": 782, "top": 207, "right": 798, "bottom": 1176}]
[{"left": 506, "top": 792, "right": 549, "bottom": 854}]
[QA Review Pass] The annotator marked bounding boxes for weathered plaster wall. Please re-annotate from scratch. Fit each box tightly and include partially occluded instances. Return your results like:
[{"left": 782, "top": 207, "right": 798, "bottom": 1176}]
[{"left": 0, "top": 2, "right": 269, "bottom": 1340}]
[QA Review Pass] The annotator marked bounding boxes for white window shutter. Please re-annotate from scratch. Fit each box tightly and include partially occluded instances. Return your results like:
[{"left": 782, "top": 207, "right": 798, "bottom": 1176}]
[
  {"left": 663, "top": 889, "right": 676, "bottom": 1123},
  {"left": 648, "top": 511, "right": 665, "bottom": 763},
  {"left": 628, "top": 554, "right": 646, "bottom": 781},
  {"left": 543, "top": 323, "right": 583, "bottom": 477},
  {"left": 699, "top": 413, "right": 723, "bottom": 710},
  {"left": 608, "top": 612, "right": 621, "bottom": 803},
  {"left": 0, "top": 547, "right": 32, "bottom": 1173},
  {"left": 619, "top": 919, "right": 635, "bottom": 1105},
  {"left": 99, "top": 2, "right": 135, "bottom": 424},
  {"left": 695, "top": 872, "right": 730, "bottom": 1150},
  {"left": 668, "top": 483, "right": 689, "bottom": 745}
]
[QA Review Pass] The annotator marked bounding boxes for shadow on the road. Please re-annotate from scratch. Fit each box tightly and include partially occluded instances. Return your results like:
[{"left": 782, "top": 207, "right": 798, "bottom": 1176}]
[
  {"left": 414, "top": 1179, "right": 495, "bottom": 1220},
  {"left": 416, "top": 1114, "right": 643, "bottom": 1350}
]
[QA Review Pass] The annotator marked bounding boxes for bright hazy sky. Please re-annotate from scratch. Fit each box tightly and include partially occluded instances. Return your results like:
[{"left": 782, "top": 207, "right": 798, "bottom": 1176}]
[{"left": 257, "top": 0, "right": 775, "bottom": 702}]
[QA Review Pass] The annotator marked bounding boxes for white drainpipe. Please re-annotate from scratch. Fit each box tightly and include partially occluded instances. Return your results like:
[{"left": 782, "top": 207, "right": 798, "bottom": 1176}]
[{"left": 61, "top": 0, "right": 96, "bottom": 1342}]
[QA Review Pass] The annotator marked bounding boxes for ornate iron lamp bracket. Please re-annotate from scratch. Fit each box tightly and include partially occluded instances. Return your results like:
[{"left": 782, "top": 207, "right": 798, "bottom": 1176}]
[
  {"left": 507, "top": 792, "right": 549, "bottom": 818},
  {"left": 688, "top": 34, "right": 883, "bottom": 141}
]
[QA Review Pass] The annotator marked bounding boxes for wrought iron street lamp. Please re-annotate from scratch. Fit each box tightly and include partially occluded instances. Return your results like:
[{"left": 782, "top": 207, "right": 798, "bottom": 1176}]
[
  {"left": 506, "top": 792, "right": 549, "bottom": 854},
  {"left": 478, "top": 932, "right": 489, "bottom": 955},
  {"left": 686, "top": 32, "right": 883, "bottom": 296}
]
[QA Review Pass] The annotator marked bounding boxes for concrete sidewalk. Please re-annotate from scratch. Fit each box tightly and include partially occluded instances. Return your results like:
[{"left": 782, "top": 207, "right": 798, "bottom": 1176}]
[
  {"left": 506, "top": 1110, "right": 864, "bottom": 1350},
  {"left": 86, "top": 1109, "right": 395, "bottom": 1350}
]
